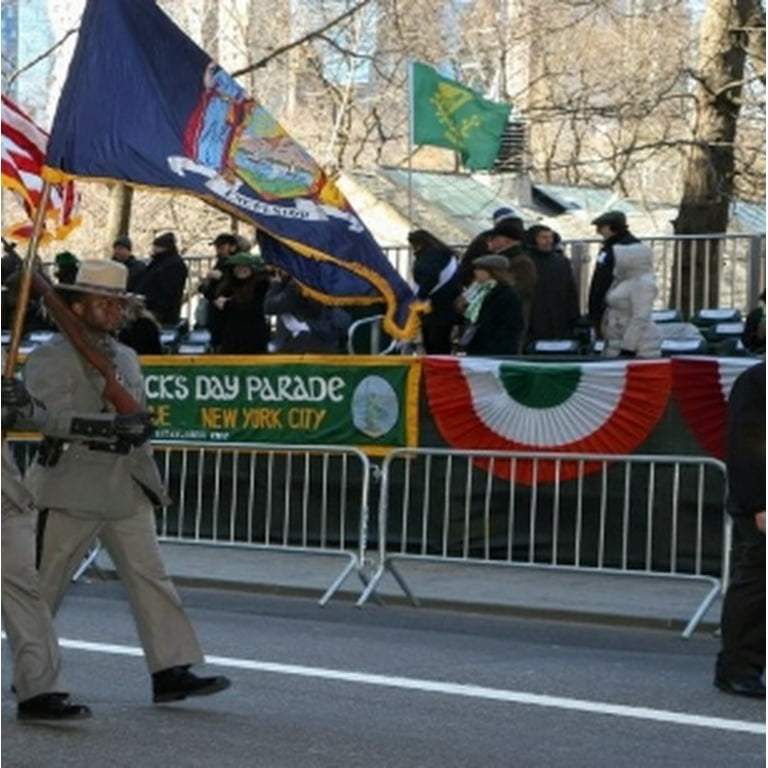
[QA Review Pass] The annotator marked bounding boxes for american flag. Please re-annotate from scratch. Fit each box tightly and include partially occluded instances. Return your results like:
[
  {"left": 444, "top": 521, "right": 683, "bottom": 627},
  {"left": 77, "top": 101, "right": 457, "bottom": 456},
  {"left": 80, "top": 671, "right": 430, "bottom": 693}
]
[{"left": 1, "top": 94, "right": 81, "bottom": 242}]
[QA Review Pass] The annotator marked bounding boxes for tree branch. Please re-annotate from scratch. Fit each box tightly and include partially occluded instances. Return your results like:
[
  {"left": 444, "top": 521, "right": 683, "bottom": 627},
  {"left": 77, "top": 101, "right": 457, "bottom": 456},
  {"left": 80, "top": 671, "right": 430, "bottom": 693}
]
[
  {"left": 6, "top": 27, "right": 79, "bottom": 86},
  {"left": 230, "top": 0, "right": 374, "bottom": 77}
]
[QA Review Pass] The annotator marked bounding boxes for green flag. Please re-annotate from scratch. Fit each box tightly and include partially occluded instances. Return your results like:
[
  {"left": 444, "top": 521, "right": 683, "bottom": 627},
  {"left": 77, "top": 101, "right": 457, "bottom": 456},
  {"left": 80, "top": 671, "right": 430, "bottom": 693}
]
[{"left": 410, "top": 62, "right": 511, "bottom": 171}]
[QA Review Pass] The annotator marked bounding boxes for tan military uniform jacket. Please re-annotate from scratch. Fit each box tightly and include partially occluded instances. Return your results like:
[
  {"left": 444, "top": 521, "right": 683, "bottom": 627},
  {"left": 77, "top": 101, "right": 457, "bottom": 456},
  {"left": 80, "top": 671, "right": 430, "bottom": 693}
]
[{"left": 23, "top": 334, "right": 169, "bottom": 518}]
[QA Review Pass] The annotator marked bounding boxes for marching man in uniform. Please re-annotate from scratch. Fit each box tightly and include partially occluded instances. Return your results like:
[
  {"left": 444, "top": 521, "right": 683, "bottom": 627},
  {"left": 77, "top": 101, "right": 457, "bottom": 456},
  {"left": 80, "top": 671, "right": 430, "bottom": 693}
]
[
  {"left": 23, "top": 260, "right": 231, "bottom": 705},
  {"left": 2, "top": 353, "right": 91, "bottom": 721}
]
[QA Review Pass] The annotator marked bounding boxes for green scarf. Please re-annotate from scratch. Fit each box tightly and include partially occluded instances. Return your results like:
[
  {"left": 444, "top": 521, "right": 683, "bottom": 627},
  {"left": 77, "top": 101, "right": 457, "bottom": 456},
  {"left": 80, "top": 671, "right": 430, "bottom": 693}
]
[{"left": 464, "top": 280, "right": 497, "bottom": 324}]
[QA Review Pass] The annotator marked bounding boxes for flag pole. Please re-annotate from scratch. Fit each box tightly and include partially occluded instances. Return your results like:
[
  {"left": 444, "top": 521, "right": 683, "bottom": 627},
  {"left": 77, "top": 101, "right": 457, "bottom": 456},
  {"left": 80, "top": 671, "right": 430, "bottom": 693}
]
[
  {"left": 4, "top": 180, "right": 52, "bottom": 379},
  {"left": 407, "top": 60, "right": 414, "bottom": 229}
]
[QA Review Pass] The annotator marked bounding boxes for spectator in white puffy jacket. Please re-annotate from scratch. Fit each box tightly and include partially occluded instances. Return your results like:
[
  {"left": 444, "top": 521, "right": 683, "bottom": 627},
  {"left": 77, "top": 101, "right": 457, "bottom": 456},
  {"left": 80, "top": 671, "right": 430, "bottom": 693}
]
[{"left": 601, "top": 242, "right": 661, "bottom": 358}]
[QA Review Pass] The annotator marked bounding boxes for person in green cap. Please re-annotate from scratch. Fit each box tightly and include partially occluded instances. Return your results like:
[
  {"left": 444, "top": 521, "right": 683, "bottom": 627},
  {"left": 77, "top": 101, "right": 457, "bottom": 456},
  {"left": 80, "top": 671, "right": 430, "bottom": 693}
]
[
  {"left": 53, "top": 251, "right": 79, "bottom": 286},
  {"left": 211, "top": 251, "right": 270, "bottom": 353}
]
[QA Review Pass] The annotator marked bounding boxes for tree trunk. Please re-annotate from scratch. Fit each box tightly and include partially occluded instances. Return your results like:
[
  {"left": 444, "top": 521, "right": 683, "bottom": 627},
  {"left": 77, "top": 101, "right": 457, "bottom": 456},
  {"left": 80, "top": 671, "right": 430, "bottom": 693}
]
[
  {"left": 105, "top": 183, "right": 133, "bottom": 250},
  {"left": 671, "top": 0, "right": 757, "bottom": 315}
]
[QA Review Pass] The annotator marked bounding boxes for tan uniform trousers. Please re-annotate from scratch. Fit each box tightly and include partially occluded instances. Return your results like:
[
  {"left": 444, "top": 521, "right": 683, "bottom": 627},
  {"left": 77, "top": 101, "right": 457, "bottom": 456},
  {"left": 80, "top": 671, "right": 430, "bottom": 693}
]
[
  {"left": 1, "top": 494, "right": 64, "bottom": 701},
  {"left": 39, "top": 489, "right": 204, "bottom": 675}
]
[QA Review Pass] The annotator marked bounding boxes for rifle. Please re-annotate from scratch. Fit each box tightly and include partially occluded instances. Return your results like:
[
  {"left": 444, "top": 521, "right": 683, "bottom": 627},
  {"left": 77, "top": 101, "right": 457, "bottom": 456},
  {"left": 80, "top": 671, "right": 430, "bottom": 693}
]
[{"left": 30, "top": 271, "right": 143, "bottom": 414}]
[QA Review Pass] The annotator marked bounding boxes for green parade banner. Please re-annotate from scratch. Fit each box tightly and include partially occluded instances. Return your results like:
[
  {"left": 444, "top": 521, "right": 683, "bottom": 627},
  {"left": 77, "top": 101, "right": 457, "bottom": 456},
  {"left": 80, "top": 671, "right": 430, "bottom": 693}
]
[{"left": 141, "top": 355, "right": 421, "bottom": 453}]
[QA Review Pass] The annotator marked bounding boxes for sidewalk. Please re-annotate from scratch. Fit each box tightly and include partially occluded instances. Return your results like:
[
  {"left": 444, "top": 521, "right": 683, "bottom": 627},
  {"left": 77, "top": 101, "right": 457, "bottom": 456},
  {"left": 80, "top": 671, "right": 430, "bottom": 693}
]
[{"left": 91, "top": 542, "right": 722, "bottom": 634}]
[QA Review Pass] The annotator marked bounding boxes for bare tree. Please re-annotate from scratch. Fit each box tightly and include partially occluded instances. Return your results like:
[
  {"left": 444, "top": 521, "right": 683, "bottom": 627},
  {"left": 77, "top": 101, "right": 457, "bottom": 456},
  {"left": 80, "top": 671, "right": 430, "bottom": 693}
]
[{"left": 672, "top": 0, "right": 765, "bottom": 311}]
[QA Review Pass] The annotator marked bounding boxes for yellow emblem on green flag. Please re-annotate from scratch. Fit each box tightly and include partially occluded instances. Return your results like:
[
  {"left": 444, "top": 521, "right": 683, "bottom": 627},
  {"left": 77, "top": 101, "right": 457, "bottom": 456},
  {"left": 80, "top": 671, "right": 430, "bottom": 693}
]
[{"left": 411, "top": 62, "right": 511, "bottom": 171}]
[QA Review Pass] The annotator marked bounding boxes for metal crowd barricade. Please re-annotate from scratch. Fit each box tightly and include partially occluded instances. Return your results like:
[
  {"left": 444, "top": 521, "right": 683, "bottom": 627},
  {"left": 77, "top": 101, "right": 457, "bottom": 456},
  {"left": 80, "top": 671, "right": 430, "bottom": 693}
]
[
  {"left": 359, "top": 448, "right": 730, "bottom": 638},
  {"left": 7, "top": 438, "right": 373, "bottom": 604},
  {"left": 151, "top": 441, "right": 373, "bottom": 605}
]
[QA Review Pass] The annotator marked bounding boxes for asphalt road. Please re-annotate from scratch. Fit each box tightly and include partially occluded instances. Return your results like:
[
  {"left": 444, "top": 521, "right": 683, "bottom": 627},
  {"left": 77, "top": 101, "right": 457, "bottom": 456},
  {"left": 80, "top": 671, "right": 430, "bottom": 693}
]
[{"left": 2, "top": 580, "right": 764, "bottom": 768}]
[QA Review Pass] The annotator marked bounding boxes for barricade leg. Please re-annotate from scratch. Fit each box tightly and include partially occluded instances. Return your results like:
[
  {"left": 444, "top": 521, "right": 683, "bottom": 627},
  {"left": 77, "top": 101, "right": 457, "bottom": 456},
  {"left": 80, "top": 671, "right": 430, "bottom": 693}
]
[
  {"left": 318, "top": 557, "right": 358, "bottom": 607},
  {"left": 356, "top": 561, "right": 420, "bottom": 607},
  {"left": 681, "top": 578, "right": 721, "bottom": 639},
  {"left": 71, "top": 541, "right": 103, "bottom": 583}
]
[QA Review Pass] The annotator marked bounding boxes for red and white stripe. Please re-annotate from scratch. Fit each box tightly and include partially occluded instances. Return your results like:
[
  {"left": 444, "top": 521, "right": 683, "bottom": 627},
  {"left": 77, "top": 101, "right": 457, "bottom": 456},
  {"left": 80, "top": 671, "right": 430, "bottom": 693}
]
[{"left": 1, "top": 94, "right": 80, "bottom": 241}]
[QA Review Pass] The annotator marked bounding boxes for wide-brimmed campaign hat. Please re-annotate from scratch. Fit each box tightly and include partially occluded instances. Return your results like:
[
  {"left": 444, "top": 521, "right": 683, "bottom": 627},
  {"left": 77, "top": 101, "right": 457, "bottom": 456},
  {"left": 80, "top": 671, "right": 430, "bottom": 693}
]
[{"left": 57, "top": 260, "right": 133, "bottom": 298}]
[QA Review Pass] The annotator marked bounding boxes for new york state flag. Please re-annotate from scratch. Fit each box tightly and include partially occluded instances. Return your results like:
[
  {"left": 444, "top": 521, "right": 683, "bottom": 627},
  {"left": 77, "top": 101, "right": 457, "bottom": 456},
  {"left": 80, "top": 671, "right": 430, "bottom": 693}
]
[{"left": 44, "top": 0, "right": 423, "bottom": 338}]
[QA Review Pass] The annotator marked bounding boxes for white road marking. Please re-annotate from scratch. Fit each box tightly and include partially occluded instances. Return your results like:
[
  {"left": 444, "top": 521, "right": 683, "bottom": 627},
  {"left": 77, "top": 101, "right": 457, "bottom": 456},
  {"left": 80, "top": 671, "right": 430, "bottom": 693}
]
[{"left": 52, "top": 636, "right": 764, "bottom": 735}]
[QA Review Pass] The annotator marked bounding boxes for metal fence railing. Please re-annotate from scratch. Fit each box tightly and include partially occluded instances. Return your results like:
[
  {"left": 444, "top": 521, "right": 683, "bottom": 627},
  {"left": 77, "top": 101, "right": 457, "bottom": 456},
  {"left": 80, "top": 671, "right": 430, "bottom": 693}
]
[
  {"left": 8, "top": 438, "right": 734, "bottom": 630},
  {"left": 151, "top": 441, "right": 373, "bottom": 605},
  {"left": 358, "top": 448, "right": 731, "bottom": 638},
  {"left": 174, "top": 233, "right": 764, "bottom": 327},
  {"left": 9, "top": 439, "right": 374, "bottom": 606}
]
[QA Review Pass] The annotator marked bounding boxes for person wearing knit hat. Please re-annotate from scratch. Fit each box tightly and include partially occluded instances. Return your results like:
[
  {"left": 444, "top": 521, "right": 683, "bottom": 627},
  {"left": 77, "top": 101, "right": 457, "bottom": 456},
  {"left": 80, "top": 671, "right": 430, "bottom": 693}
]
[
  {"left": 130, "top": 232, "right": 188, "bottom": 326},
  {"left": 53, "top": 251, "right": 80, "bottom": 286},
  {"left": 111, "top": 235, "right": 146, "bottom": 291},
  {"left": 491, "top": 207, "right": 522, "bottom": 227},
  {"left": 151, "top": 232, "right": 176, "bottom": 251}
]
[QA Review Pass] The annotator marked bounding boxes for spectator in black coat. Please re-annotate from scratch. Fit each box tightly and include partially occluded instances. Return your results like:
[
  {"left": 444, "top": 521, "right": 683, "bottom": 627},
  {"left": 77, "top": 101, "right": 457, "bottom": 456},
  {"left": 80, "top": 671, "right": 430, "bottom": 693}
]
[
  {"left": 118, "top": 299, "right": 163, "bottom": 355},
  {"left": 111, "top": 236, "right": 146, "bottom": 292},
  {"left": 587, "top": 211, "right": 640, "bottom": 338},
  {"left": 264, "top": 268, "right": 350, "bottom": 354},
  {"left": 212, "top": 252, "right": 270, "bottom": 354},
  {"left": 408, "top": 230, "right": 461, "bottom": 354},
  {"left": 459, "top": 231, "right": 492, "bottom": 287},
  {"left": 741, "top": 291, "right": 765, "bottom": 354},
  {"left": 714, "top": 361, "right": 766, "bottom": 698},
  {"left": 198, "top": 233, "right": 239, "bottom": 344},
  {"left": 131, "top": 232, "right": 188, "bottom": 326},
  {"left": 458, "top": 254, "right": 524, "bottom": 356},
  {"left": 525, "top": 225, "right": 580, "bottom": 344}
]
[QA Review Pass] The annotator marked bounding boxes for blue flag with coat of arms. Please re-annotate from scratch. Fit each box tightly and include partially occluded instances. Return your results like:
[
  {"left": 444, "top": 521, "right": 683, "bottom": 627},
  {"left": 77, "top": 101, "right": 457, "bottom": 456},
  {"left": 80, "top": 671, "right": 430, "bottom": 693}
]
[{"left": 43, "top": 0, "right": 424, "bottom": 339}]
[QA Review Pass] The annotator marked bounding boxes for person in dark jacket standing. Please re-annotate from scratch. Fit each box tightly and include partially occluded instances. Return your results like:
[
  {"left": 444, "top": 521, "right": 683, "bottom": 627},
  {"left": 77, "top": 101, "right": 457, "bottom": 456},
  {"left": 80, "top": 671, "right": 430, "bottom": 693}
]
[
  {"left": 408, "top": 230, "right": 461, "bottom": 354},
  {"left": 458, "top": 254, "right": 524, "bottom": 356},
  {"left": 587, "top": 211, "right": 640, "bottom": 338},
  {"left": 212, "top": 252, "right": 270, "bottom": 354},
  {"left": 131, "top": 232, "right": 188, "bottom": 326},
  {"left": 525, "top": 225, "right": 580, "bottom": 344},
  {"left": 487, "top": 218, "right": 536, "bottom": 329},
  {"left": 111, "top": 236, "right": 146, "bottom": 292},
  {"left": 714, "top": 361, "right": 766, "bottom": 698}
]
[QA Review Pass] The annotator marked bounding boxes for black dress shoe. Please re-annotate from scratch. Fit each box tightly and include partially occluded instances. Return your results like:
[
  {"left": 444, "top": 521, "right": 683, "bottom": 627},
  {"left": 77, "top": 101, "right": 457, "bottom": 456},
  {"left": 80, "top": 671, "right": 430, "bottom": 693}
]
[
  {"left": 714, "top": 676, "right": 766, "bottom": 698},
  {"left": 152, "top": 666, "right": 231, "bottom": 703},
  {"left": 17, "top": 693, "right": 92, "bottom": 722}
]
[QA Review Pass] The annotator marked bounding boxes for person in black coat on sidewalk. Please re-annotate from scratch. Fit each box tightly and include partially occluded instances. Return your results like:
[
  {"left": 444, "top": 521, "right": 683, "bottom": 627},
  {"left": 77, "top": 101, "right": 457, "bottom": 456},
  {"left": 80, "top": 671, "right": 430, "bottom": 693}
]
[
  {"left": 458, "top": 254, "right": 524, "bottom": 356},
  {"left": 212, "top": 252, "right": 270, "bottom": 354},
  {"left": 587, "top": 211, "right": 640, "bottom": 338},
  {"left": 408, "top": 230, "right": 461, "bottom": 354},
  {"left": 131, "top": 232, "right": 188, "bottom": 327},
  {"left": 714, "top": 361, "right": 766, "bottom": 698}
]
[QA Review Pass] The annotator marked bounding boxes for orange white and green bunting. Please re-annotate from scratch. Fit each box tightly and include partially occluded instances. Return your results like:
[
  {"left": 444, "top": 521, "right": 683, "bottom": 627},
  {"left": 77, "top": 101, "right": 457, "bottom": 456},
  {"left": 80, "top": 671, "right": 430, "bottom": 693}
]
[
  {"left": 671, "top": 356, "right": 762, "bottom": 459},
  {"left": 424, "top": 357, "right": 672, "bottom": 484}
]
